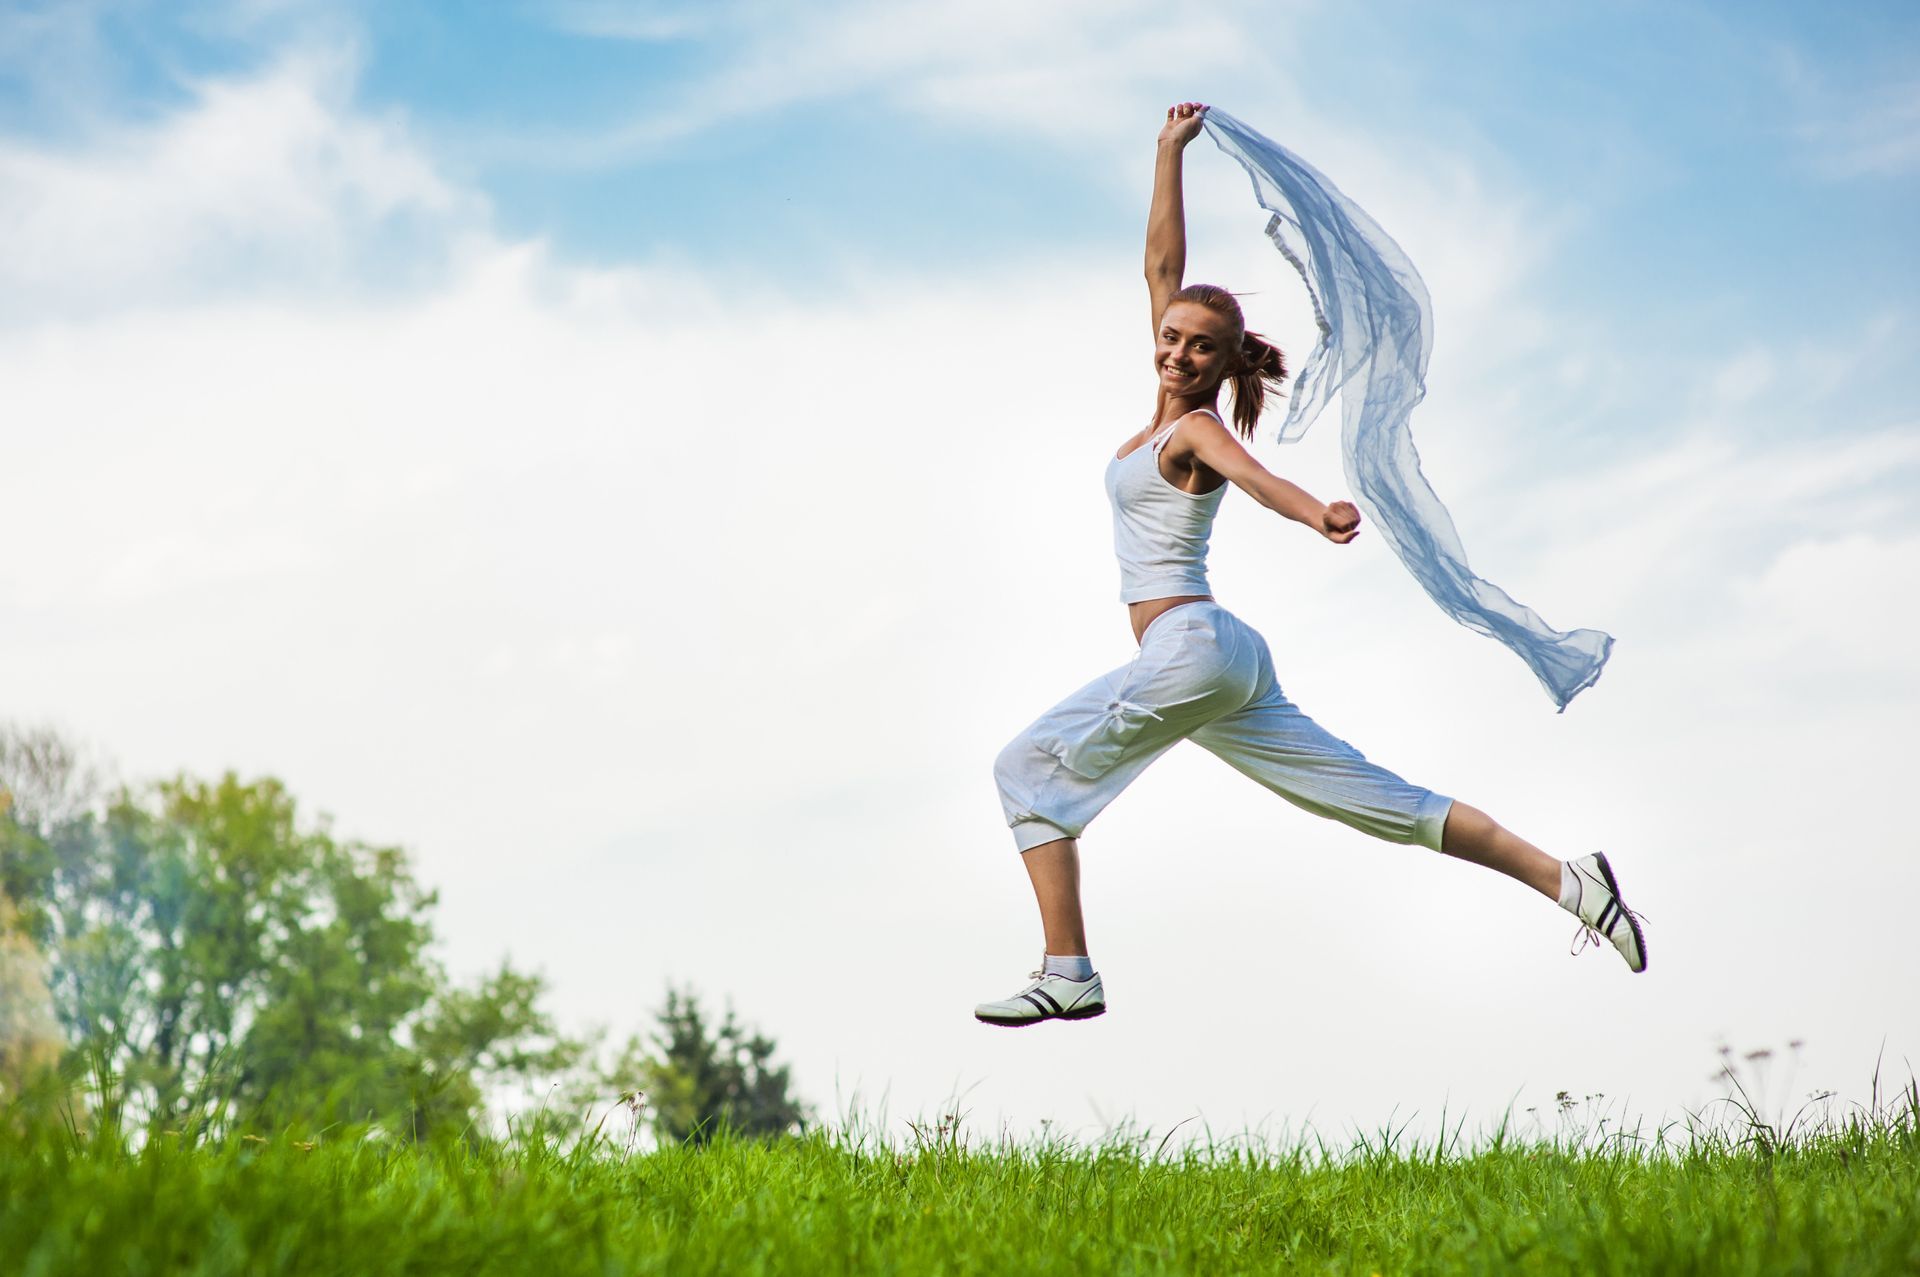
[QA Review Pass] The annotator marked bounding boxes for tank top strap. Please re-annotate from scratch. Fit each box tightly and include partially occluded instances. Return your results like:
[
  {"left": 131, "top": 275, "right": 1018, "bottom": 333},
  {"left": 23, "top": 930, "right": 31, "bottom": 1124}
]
[{"left": 1150, "top": 407, "right": 1224, "bottom": 453}]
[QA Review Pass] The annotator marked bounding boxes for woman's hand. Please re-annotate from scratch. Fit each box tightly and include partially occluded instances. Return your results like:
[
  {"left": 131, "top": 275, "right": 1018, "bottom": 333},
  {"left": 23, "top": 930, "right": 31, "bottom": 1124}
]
[
  {"left": 1321, "top": 501, "right": 1362, "bottom": 544},
  {"left": 1159, "top": 101, "right": 1208, "bottom": 148}
]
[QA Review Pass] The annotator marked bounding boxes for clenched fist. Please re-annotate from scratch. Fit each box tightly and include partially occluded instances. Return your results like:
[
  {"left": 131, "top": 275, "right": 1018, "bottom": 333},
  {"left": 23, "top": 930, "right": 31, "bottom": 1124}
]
[{"left": 1321, "top": 501, "right": 1362, "bottom": 544}]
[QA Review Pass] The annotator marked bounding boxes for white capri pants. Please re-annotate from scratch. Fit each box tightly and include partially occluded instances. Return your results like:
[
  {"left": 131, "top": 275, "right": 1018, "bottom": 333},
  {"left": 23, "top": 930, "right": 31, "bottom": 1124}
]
[{"left": 993, "top": 601, "right": 1453, "bottom": 853}]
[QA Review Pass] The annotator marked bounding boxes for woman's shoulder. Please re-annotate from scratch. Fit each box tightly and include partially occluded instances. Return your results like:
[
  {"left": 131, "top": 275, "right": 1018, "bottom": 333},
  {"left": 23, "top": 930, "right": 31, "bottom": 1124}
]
[
  {"left": 1143, "top": 406, "right": 1227, "bottom": 450},
  {"left": 1151, "top": 406, "right": 1225, "bottom": 430},
  {"left": 1174, "top": 406, "right": 1227, "bottom": 433}
]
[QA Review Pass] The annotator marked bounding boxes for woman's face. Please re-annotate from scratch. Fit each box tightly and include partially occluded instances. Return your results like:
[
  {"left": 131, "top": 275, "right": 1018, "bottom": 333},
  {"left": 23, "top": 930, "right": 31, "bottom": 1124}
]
[{"left": 1156, "top": 301, "right": 1238, "bottom": 396}]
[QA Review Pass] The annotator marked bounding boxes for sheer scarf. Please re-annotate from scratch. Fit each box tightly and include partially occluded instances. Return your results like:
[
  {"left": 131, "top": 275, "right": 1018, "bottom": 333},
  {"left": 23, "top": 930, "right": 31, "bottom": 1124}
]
[{"left": 1203, "top": 109, "right": 1612, "bottom": 710}]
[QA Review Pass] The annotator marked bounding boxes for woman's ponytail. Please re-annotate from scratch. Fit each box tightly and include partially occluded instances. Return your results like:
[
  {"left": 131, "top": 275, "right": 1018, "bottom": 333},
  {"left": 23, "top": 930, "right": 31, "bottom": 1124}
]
[{"left": 1229, "top": 331, "right": 1288, "bottom": 439}]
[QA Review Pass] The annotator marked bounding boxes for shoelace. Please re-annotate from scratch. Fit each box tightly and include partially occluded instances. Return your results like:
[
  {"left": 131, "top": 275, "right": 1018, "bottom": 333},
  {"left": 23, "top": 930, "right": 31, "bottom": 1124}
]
[{"left": 1569, "top": 903, "right": 1649, "bottom": 957}]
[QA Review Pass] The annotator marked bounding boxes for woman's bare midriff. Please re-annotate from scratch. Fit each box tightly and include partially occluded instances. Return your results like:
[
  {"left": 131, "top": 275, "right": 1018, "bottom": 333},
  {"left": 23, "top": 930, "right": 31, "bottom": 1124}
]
[{"left": 1129, "top": 594, "right": 1212, "bottom": 645}]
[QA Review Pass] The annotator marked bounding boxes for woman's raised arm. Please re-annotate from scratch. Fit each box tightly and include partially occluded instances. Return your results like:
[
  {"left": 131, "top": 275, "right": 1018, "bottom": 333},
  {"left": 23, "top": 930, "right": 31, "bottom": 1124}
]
[{"left": 1145, "top": 102, "right": 1207, "bottom": 332}]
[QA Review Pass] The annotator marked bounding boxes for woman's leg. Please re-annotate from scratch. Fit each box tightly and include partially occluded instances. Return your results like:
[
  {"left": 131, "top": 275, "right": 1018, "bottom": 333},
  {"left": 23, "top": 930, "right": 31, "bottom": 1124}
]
[
  {"left": 976, "top": 830, "right": 1111, "bottom": 1025},
  {"left": 1020, "top": 836, "right": 1089, "bottom": 955},
  {"left": 1186, "top": 680, "right": 1456, "bottom": 854},
  {"left": 1164, "top": 640, "right": 1649, "bottom": 970},
  {"left": 1436, "top": 807, "right": 1645, "bottom": 972},
  {"left": 1191, "top": 682, "right": 1648, "bottom": 969},
  {"left": 1437, "top": 801, "right": 1562, "bottom": 899},
  {"left": 983, "top": 606, "right": 1259, "bottom": 1023},
  {"left": 1184, "top": 670, "right": 1563, "bottom": 896},
  {"left": 992, "top": 605, "right": 1254, "bottom": 894}
]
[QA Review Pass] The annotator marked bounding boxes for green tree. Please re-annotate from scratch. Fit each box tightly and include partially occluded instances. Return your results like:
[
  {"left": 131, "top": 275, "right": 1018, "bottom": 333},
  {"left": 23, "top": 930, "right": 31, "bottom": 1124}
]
[
  {"left": 603, "top": 986, "right": 809, "bottom": 1146},
  {"left": 0, "top": 891, "right": 62, "bottom": 1105},
  {"left": 0, "top": 724, "right": 580, "bottom": 1135}
]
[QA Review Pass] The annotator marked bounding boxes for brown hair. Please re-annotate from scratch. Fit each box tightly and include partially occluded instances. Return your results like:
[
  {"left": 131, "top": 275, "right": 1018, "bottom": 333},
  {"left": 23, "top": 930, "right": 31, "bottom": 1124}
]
[{"left": 1167, "top": 283, "right": 1287, "bottom": 439}]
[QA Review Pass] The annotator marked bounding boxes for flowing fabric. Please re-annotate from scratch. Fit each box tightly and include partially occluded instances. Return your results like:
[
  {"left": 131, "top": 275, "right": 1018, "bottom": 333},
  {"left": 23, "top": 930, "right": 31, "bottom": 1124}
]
[{"left": 1201, "top": 109, "right": 1613, "bottom": 711}]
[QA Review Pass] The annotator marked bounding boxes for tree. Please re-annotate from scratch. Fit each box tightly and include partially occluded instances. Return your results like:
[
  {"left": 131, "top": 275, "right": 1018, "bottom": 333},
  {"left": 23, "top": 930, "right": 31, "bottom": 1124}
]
[
  {"left": 603, "top": 986, "right": 809, "bottom": 1145},
  {"left": 0, "top": 724, "right": 581, "bottom": 1135},
  {"left": 0, "top": 891, "right": 62, "bottom": 1105},
  {"left": 412, "top": 960, "right": 585, "bottom": 1128}
]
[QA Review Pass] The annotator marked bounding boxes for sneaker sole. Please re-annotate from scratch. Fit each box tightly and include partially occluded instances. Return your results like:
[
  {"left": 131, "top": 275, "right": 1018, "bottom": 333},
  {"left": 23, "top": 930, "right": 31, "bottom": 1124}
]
[
  {"left": 1590, "top": 851, "right": 1648, "bottom": 974},
  {"left": 975, "top": 1005, "right": 1107, "bottom": 1028}
]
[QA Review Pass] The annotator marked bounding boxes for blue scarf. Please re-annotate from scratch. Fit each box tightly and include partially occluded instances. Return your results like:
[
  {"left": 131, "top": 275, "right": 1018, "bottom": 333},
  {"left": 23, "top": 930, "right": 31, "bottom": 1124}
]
[{"left": 1204, "top": 109, "right": 1612, "bottom": 710}]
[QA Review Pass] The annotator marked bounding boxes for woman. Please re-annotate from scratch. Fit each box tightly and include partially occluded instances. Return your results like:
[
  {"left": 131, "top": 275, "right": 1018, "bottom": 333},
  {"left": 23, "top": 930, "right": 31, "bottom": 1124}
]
[{"left": 975, "top": 103, "right": 1644, "bottom": 1028}]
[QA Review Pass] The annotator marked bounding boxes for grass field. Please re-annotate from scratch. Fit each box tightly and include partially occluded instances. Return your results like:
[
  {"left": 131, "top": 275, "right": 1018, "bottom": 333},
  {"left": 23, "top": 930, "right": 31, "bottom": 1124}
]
[{"left": 4, "top": 1091, "right": 1917, "bottom": 1275}]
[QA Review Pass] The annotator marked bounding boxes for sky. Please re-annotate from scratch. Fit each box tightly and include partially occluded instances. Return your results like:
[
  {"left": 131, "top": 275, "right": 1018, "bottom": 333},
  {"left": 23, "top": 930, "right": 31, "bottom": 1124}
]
[{"left": 3, "top": 0, "right": 1917, "bottom": 1146}]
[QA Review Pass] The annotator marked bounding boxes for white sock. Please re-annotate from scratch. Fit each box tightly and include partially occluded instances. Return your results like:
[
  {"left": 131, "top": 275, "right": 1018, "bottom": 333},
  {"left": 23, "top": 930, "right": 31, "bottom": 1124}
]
[
  {"left": 1043, "top": 954, "right": 1094, "bottom": 981},
  {"left": 1557, "top": 861, "right": 1580, "bottom": 912}
]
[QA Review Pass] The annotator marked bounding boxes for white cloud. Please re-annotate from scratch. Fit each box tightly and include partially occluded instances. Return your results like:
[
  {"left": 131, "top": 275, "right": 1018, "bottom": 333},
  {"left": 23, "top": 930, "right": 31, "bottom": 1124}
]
[
  {"left": 0, "top": 46, "right": 476, "bottom": 318},
  {"left": 516, "top": 0, "right": 1291, "bottom": 165},
  {"left": 3, "top": 41, "right": 1917, "bottom": 1143},
  {"left": 8, "top": 246, "right": 1916, "bottom": 1138},
  {"left": 1735, "top": 531, "right": 1920, "bottom": 682}
]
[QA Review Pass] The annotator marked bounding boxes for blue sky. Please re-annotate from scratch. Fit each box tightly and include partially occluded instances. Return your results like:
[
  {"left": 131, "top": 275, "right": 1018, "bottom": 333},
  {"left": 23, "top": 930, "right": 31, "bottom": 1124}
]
[
  {"left": 3, "top": 1, "right": 1917, "bottom": 1140},
  {"left": 8, "top": 0, "right": 1914, "bottom": 318}
]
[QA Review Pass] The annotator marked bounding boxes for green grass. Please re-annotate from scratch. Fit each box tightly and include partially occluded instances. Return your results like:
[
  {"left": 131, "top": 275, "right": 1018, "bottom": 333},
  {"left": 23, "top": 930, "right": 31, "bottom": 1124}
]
[{"left": 3, "top": 1097, "right": 1917, "bottom": 1275}]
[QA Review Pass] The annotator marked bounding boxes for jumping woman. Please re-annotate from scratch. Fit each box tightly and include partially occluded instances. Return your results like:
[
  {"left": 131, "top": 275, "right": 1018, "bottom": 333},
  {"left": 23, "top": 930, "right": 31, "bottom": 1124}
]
[{"left": 975, "top": 103, "right": 1645, "bottom": 1028}]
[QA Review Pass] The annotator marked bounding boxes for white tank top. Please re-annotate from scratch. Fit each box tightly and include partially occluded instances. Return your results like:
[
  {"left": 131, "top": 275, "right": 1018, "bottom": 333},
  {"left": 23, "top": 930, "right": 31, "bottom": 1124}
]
[{"left": 1105, "top": 409, "right": 1228, "bottom": 604}]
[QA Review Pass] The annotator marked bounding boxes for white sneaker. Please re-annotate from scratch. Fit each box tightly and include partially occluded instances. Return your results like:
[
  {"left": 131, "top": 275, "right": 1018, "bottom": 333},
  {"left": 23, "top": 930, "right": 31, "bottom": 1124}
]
[
  {"left": 974, "top": 970, "right": 1106, "bottom": 1027},
  {"left": 1563, "top": 852, "right": 1647, "bottom": 973}
]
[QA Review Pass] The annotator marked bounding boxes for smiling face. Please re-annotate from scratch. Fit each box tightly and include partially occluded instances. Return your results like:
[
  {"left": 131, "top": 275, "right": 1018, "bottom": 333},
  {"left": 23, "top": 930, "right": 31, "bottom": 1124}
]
[{"left": 1156, "top": 300, "right": 1239, "bottom": 397}]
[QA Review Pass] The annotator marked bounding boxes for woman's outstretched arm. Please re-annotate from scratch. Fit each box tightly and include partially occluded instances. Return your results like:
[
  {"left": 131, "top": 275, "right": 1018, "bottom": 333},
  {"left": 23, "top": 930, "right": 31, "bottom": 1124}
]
[
  {"left": 1182, "top": 411, "right": 1364, "bottom": 544},
  {"left": 1146, "top": 102, "right": 1207, "bottom": 332}
]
